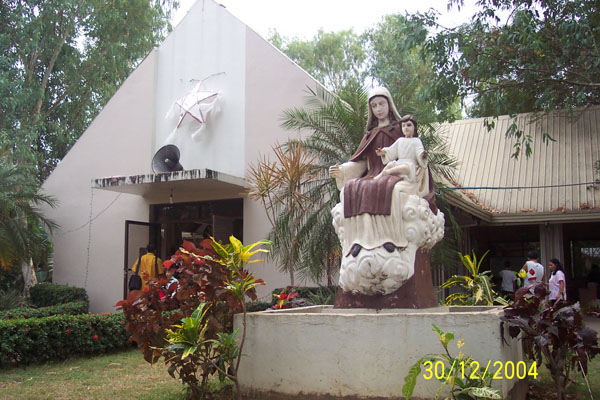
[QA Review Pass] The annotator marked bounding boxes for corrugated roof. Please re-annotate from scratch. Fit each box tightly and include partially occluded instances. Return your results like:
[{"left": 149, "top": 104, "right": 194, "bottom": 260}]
[{"left": 440, "top": 106, "right": 600, "bottom": 220}]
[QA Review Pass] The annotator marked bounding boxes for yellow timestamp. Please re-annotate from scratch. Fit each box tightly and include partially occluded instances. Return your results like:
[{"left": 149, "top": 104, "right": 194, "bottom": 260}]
[{"left": 422, "top": 360, "right": 538, "bottom": 380}]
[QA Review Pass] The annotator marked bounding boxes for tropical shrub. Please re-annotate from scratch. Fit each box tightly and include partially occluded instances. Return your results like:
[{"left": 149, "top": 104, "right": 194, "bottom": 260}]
[
  {"left": 1, "top": 300, "right": 88, "bottom": 320},
  {"left": 272, "top": 286, "right": 337, "bottom": 305},
  {"left": 0, "top": 288, "right": 26, "bottom": 311},
  {"left": 0, "top": 312, "right": 130, "bottom": 367},
  {"left": 271, "top": 287, "right": 299, "bottom": 309},
  {"left": 245, "top": 301, "right": 271, "bottom": 312},
  {"left": 501, "top": 283, "right": 600, "bottom": 400},
  {"left": 29, "top": 283, "right": 88, "bottom": 307},
  {"left": 402, "top": 324, "right": 501, "bottom": 400},
  {"left": 441, "top": 251, "right": 507, "bottom": 306},
  {"left": 116, "top": 237, "right": 268, "bottom": 400}
]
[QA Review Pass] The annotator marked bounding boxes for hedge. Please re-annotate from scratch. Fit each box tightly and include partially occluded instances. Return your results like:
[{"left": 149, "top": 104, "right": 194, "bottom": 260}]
[
  {"left": 272, "top": 286, "right": 338, "bottom": 305},
  {"left": 29, "top": 283, "right": 88, "bottom": 307},
  {"left": 0, "top": 312, "right": 131, "bottom": 367},
  {"left": 1, "top": 301, "right": 89, "bottom": 320}
]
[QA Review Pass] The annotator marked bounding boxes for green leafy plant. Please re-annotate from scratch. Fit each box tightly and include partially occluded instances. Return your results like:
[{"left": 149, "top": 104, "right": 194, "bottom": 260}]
[
  {"left": 1, "top": 300, "right": 88, "bottom": 320},
  {"left": 117, "top": 236, "right": 268, "bottom": 400},
  {"left": 271, "top": 287, "right": 299, "bottom": 309},
  {"left": 29, "top": 283, "right": 88, "bottom": 307},
  {"left": 441, "top": 251, "right": 508, "bottom": 306},
  {"left": 403, "top": 324, "right": 501, "bottom": 400},
  {"left": 0, "top": 312, "right": 130, "bottom": 367},
  {"left": 501, "top": 283, "right": 600, "bottom": 400}
]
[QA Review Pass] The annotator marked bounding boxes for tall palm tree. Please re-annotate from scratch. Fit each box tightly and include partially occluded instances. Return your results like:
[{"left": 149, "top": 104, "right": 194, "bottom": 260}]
[
  {"left": 0, "top": 154, "right": 57, "bottom": 292},
  {"left": 277, "top": 83, "right": 460, "bottom": 285}
]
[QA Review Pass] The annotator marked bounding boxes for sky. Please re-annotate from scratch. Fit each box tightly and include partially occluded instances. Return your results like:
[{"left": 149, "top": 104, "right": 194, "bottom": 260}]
[{"left": 173, "top": 0, "right": 479, "bottom": 40}]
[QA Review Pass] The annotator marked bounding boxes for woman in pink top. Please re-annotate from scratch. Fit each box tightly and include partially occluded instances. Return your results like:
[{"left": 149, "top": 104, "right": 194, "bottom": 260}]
[{"left": 548, "top": 258, "right": 566, "bottom": 306}]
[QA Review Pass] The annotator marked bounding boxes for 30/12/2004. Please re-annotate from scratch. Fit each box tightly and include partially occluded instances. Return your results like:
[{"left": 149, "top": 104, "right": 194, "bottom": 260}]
[{"left": 422, "top": 360, "right": 538, "bottom": 380}]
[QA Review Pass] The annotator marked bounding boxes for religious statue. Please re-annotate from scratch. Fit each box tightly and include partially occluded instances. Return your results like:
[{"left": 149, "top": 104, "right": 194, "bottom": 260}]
[{"left": 329, "top": 87, "right": 444, "bottom": 299}]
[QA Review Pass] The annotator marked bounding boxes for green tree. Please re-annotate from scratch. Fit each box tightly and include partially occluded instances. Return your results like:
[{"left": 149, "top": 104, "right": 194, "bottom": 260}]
[
  {"left": 272, "top": 83, "right": 458, "bottom": 284},
  {"left": 411, "top": 0, "right": 599, "bottom": 157},
  {"left": 268, "top": 28, "right": 366, "bottom": 91},
  {"left": 0, "top": 153, "right": 57, "bottom": 294},
  {"left": 0, "top": 0, "right": 176, "bottom": 182},
  {"left": 364, "top": 14, "right": 462, "bottom": 123}
]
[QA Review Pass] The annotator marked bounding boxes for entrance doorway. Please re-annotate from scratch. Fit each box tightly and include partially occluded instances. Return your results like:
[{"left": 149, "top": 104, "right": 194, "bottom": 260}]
[{"left": 150, "top": 199, "right": 244, "bottom": 259}]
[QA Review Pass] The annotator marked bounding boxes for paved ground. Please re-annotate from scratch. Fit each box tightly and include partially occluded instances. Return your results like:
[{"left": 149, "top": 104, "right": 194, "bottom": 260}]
[{"left": 583, "top": 314, "right": 600, "bottom": 333}]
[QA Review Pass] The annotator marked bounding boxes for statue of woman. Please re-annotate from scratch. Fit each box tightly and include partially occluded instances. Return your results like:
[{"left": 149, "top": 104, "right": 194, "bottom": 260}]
[
  {"left": 329, "top": 88, "right": 436, "bottom": 258},
  {"left": 329, "top": 87, "right": 442, "bottom": 296}
]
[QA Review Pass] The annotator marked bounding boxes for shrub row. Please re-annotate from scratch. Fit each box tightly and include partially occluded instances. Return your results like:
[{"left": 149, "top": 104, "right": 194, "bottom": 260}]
[
  {"left": 29, "top": 283, "right": 88, "bottom": 307},
  {"left": 0, "top": 312, "right": 131, "bottom": 367},
  {"left": 245, "top": 301, "right": 271, "bottom": 312},
  {"left": 0, "top": 301, "right": 89, "bottom": 320},
  {"left": 272, "top": 286, "right": 338, "bottom": 304}
]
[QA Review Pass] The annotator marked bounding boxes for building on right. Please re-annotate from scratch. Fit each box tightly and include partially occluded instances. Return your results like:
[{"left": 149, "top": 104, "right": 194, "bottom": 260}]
[{"left": 438, "top": 106, "right": 600, "bottom": 305}]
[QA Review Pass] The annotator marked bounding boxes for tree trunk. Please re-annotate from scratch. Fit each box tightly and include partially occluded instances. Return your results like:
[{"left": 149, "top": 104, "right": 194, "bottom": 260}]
[{"left": 22, "top": 258, "right": 38, "bottom": 297}]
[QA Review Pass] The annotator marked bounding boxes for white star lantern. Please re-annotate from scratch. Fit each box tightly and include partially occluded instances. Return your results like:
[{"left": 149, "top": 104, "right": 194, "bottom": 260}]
[{"left": 166, "top": 81, "right": 221, "bottom": 140}]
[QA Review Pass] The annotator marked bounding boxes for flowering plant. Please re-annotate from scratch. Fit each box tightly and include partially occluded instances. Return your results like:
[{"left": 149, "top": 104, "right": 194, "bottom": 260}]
[{"left": 272, "top": 287, "right": 299, "bottom": 309}]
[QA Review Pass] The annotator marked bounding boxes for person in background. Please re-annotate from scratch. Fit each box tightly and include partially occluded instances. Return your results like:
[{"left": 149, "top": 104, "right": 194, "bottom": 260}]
[
  {"left": 498, "top": 261, "right": 517, "bottom": 298},
  {"left": 548, "top": 258, "right": 566, "bottom": 306},
  {"left": 521, "top": 250, "right": 544, "bottom": 290},
  {"left": 131, "top": 243, "right": 163, "bottom": 290},
  {"left": 163, "top": 260, "right": 179, "bottom": 294}
]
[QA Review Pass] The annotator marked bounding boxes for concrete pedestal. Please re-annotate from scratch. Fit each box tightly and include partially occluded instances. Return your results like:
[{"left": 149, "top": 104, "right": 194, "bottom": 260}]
[{"left": 235, "top": 306, "right": 527, "bottom": 400}]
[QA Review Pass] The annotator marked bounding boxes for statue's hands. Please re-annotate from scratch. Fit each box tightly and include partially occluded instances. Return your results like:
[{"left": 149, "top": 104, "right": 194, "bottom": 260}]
[
  {"left": 329, "top": 164, "right": 341, "bottom": 179},
  {"left": 376, "top": 147, "right": 386, "bottom": 157}
]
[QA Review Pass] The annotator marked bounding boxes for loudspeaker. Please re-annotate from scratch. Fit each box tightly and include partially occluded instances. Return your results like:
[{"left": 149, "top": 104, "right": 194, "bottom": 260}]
[{"left": 152, "top": 145, "right": 184, "bottom": 173}]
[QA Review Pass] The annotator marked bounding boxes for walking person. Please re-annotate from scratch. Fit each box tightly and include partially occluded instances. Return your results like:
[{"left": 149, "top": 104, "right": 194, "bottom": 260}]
[
  {"left": 521, "top": 250, "right": 544, "bottom": 291},
  {"left": 130, "top": 243, "right": 163, "bottom": 291},
  {"left": 498, "top": 261, "right": 517, "bottom": 298},
  {"left": 548, "top": 258, "right": 566, "bottom": 307}
]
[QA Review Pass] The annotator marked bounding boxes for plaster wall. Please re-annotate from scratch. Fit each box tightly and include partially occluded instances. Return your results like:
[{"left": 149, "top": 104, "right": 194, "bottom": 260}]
[
  {"left": 236, "top": 306, "right": 526, "bottom": 399},
  {"left": 154, "top": 0, "right": 246, "bottom": 177},
  {"left": 41, "top": 52, "right": 156, "bottom": 312},
  {"left": 242, "top": 26, "right": 328, "bottom": 298}
]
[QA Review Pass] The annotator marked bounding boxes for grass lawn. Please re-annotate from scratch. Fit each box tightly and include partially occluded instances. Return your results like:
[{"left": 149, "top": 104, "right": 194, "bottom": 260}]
[
  {"left": 528, "top": 355, "right": 600, "bottom": 399},
  {"left": 0, "top": 347, "right": 187, "bottom": 400}
]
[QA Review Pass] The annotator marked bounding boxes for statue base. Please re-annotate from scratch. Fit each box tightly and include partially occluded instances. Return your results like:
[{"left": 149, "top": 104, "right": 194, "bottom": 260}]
[{"left": 334, "top": 249, "right": 437, "bottom": 309}]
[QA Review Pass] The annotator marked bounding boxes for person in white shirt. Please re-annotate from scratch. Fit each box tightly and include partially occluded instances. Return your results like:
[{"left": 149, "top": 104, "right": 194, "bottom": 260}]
[
  {"left": 521, "top": 250, "right": 545, "bottom": 290},
  {"left": 548, "top": 258, "right": 566, "bottom": 306},
  {"left": 498, "top": 261, "right": 517, "bottom": 297}
]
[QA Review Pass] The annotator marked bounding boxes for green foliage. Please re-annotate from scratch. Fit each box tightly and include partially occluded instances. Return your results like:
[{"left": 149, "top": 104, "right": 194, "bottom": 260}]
[
  {"left": 245, "top": 301, "right": 271, "bottom": 312},
  {"left": 364, "top": 14, "right": 461, "bottom": 123},
  {"left": 272, "top": 286, "right": 337, "bottom": 306},
  {"left": 29, "top": 283, "right": 88, "bottom": 307},
  {"left": 501, "top": 283, "right": 600, "bottom": 400},
  {"left": 402, "top": 324, "right": 501, "bottom": 400},
  {"left": 1, "top": 300, "right": 88, "bottom": 320},
  {"left": 0, "top": 155, "right": 57, "bottom": 269},
  {"left": 0, "top": 288, "right": 25, "bottom": 311},
  {"left": 0, "top": 0, "right": 176, "bottom": 182},
  {"left": 0, "top": 312, "right": 130, "bottom": 367},
  {"left": 246, "top": 138, "right": 320, "bottom": 285},
  {"left": 117, "top": 236, "right": 267, "bottom": 400},
  {"left": 410, "top": 0, "right": 600, "bottom": 157},
  {"left": 269, "top": 29, "right": 366, "bottom": 91},
  {"left": 441, "top": 251, "right": 508, "bottom": 306}
]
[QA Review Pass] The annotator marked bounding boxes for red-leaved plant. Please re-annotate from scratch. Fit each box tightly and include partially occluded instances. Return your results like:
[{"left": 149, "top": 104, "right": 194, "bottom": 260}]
[
  {"left": 116, "top": 236, "right": 268, "bottom": 399},
  {"left": 501, "top": 283, "right": 600, "bottom": 400},
  {"left": 271, "top": 287, "right": 299, "bottom": 309}
]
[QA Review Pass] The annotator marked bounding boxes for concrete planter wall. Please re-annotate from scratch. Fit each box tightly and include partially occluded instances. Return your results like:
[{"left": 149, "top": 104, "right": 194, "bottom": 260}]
[{"left": 234, "top": 306, "right": 527, "bottom": 399}]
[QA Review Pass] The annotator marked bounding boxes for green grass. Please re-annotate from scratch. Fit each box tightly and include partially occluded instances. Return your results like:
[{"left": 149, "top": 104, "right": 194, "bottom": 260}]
[
  {"left": 0, "top": 348, "right": 187, "bottom": 400},
  {"left": 528, "top": 355, "right": 600, "bottom": 399}
]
